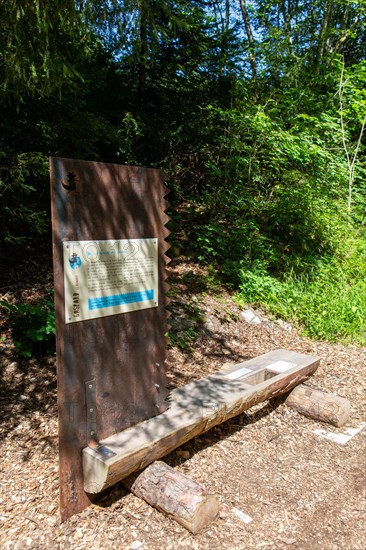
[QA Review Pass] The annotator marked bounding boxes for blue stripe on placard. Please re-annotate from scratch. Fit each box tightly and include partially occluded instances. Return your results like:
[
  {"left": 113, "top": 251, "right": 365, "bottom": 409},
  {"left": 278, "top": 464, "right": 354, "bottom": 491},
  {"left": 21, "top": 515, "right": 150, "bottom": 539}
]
[{"left": 88, "top": 289, "right": 154, "bottom": 310}]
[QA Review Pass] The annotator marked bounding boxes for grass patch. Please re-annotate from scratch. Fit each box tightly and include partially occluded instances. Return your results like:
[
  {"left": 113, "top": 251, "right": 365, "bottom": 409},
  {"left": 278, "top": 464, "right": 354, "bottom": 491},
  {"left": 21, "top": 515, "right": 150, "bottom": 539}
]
[{"left": 236, "top": 233, "right": 366, "bottom": 346}]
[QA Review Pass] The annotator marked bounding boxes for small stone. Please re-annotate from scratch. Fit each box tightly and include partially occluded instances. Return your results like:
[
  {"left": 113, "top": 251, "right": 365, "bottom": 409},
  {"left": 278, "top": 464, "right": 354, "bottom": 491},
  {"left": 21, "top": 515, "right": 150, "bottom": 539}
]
[
  {"left": 130, "top": 541, "right": 143, "bottom": 549},
  {"left": 219, "top": 504, "right": 230, "bottom": 519},
  {"left": 240, "top": 309, "right": 261, "bottom": 325},
  {"left": 203, "top": 316, "right": 215, "bottom": 330}
]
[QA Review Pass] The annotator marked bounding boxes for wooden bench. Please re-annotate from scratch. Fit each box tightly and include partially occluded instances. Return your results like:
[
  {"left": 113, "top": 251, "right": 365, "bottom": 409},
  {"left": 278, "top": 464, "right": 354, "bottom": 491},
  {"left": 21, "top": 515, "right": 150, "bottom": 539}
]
[{"left": 83, "top": 349, "right": 319, "bottom": 493}]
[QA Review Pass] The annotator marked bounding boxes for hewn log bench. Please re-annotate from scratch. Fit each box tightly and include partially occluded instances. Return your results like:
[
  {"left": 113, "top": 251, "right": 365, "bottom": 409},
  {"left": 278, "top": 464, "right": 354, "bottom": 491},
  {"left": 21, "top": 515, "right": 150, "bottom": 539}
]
[{"left": 83, "top": 349, "right": 319, "bottom": 493}]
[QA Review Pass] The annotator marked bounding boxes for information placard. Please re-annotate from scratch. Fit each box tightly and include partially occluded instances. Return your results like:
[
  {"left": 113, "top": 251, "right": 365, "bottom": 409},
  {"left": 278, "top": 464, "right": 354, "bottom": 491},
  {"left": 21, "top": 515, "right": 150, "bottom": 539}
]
[{"left": 64, "top": 238, "right": 158, "bottom": 323}]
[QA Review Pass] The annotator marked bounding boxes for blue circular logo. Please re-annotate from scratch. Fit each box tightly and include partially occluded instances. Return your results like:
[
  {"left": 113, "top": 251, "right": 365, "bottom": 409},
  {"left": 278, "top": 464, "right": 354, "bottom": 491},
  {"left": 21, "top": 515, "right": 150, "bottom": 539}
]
[{"left": 69, "top": 253, "right": 82, "bottom": 269}]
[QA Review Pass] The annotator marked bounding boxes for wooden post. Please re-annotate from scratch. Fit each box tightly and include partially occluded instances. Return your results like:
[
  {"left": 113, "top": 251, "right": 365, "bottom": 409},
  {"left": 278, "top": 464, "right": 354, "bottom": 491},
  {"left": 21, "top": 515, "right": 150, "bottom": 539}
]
[
  {"left": 123, "top": 461, "right": 219, "bottom": 534},
  {"left": 285, "top": 384, "right": 351, "bottom": 427}
]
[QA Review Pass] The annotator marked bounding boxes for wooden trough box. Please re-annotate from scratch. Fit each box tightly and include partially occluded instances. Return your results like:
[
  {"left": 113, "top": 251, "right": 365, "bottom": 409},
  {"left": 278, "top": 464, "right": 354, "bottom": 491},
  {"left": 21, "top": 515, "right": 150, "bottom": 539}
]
[{"left": 83, "top": 349, "right": 319, "bottom": 493}]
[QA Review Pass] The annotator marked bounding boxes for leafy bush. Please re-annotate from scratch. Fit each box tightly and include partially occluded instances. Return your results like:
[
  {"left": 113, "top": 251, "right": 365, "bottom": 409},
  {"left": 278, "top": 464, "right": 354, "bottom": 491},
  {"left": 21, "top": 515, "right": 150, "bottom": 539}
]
[
  {"left": 183, "top": 105, "right": 349, "bottom": 281},
  {"left": 0, "top": 299, "right": 56, "bottom": 357},
  {"left": 0, "top": 152, "right": 49, "bottom": 250}
]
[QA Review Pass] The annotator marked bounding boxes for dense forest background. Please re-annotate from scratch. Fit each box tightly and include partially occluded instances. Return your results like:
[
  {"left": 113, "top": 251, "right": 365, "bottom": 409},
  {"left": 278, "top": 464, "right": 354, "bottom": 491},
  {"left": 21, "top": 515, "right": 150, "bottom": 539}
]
[{"left": 1, "top": 0, "right": 365, "bottom": 346}]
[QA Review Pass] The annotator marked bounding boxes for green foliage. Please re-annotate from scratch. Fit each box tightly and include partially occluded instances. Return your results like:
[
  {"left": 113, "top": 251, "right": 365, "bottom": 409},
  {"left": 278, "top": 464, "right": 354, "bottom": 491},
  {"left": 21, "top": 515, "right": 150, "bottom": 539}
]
[
  {"left": 341, "top": 61, "right": 366, "bottom": 127},
  {"left": 184, "top": 104, "right": 349, "bottom": 277},
  {"left": 237, "top": 229, "right": 366, "bottom": 345},
  {"left": 0, "top": 299, "right": 56, "bottom": 357},
  {"left": 116, "top": 112, "right": 144, "bottom": 165},
  {"left": 238, "top": 265, "right": 282, "bottom": 304},
  {"left": 175, "top": 98, "right": 365, "bottom": 346},
  {"left": 0, "top": 0, "right": 82, "bottom": 101},
  {"left": 166, "top": 297, "right": 204, "bottom": 351},
  {"left": 0, "top": 152, "right": 49, "bottom": 248},
  {"left": 167, "top": 325, "right": 199, "bottom": 352}
]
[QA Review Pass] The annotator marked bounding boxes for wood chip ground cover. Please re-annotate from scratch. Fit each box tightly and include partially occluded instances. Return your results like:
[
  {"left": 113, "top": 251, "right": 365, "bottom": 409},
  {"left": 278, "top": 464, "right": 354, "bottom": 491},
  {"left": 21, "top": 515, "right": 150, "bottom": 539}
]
[{"left": 1, "top": 258, "right": 365, "bottom": 549}]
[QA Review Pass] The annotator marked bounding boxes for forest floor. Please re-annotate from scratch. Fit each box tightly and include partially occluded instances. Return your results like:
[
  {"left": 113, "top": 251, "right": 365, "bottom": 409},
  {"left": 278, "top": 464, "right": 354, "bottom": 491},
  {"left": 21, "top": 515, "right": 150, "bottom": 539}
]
[{"left": 1, "top": 256, "right": 365, "bottom": 549}]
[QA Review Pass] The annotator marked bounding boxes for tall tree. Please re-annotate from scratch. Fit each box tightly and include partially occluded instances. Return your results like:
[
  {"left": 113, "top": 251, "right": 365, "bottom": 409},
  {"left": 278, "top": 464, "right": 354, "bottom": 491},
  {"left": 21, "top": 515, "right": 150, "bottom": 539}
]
[
  {"left": 239, "top": 0, "right": 259, "bottom": 97},
  {"left": 0, "top": 0, "right": 84, "bottom": 101}
]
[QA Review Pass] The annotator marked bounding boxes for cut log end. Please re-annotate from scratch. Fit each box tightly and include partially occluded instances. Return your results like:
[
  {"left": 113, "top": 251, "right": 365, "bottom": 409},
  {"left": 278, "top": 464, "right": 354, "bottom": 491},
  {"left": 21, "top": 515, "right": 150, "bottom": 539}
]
[
  {"left": 123, "top": 461, "right": 219, "bottom": 534},
  {"left": 189, "top": 494, "right": 220, "bottom": 534},
  {"left": 285, "top": 384, "right": 351, "bottom": 427}
]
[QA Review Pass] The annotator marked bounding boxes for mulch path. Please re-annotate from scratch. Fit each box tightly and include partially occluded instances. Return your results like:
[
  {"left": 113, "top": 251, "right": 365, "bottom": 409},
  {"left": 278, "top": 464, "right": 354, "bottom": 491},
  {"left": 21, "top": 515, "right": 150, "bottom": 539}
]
[{"left": 1, "top": 257, "right": 365, "bottom": 549}]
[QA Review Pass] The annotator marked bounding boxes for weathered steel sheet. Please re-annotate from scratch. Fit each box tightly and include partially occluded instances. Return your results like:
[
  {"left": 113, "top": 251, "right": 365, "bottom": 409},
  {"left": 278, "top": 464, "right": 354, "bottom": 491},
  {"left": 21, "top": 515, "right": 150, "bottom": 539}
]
[{"left": 50, "top": 158, "right": 170, "bottom": 521}]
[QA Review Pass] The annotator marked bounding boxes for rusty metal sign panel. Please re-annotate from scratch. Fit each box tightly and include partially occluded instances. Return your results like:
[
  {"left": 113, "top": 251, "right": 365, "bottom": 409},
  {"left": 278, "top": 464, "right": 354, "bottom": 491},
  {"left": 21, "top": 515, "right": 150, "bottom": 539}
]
[{"left": 50, "top": 158, "right": 170, "bottom": 521}]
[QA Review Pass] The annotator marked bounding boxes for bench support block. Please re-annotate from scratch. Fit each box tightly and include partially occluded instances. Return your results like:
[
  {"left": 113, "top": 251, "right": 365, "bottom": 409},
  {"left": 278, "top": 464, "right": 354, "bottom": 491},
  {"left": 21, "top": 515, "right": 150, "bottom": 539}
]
[
  {"left": 285, "top": 384, "right": 351, "bottom": 427},
  {"left": 123, "top": 461, "right": 219, "bottom": 534}
]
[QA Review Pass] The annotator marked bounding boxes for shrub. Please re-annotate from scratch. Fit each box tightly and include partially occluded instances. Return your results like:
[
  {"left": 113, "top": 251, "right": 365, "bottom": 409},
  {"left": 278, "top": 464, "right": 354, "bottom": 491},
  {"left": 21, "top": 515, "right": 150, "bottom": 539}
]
[{"left": 0, "top": 298, "right": 56, "bottom": 357}]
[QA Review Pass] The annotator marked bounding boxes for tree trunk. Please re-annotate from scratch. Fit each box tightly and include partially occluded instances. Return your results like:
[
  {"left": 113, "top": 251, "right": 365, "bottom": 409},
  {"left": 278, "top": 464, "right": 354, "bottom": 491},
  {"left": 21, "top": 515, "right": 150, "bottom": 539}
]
[
  {"left": 138, "top": 0, "right": 147, "bottom": 108},
  {"left": 239, "top": 0, "right": 259, "bottom": 99},
  {"left": 317, "top": 1, "right": 333, "bottom": 66}
]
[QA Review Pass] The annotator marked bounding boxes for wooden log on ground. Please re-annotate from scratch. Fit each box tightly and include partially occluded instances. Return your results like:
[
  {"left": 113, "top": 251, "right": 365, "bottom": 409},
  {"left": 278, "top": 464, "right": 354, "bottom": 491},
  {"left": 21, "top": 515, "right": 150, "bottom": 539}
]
[
  {"left": 83, "top": 349, "right": 319, "bottom": 494},
  {"left": 123, "top": 461, "right": 219, "bottom": 534},
  {"left": 285, "top": 384, "right": 351, "bottom": 427}
]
